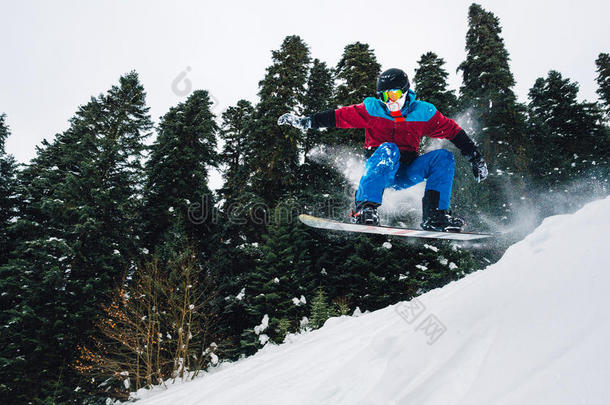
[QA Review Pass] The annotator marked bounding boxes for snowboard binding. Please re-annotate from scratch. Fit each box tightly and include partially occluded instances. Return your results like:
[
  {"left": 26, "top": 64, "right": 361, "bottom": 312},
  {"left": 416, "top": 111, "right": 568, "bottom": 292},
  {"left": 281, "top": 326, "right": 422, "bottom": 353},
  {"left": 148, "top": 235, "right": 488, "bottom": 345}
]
[
  {"left": 421, "top": 209, "right": 465, "bottom": 232},
  {"left": 350, "top": 201, "right": 380, "bottom": 226},
  {"left": 421, "top": 190, "right": 465, "bottom": 232}
]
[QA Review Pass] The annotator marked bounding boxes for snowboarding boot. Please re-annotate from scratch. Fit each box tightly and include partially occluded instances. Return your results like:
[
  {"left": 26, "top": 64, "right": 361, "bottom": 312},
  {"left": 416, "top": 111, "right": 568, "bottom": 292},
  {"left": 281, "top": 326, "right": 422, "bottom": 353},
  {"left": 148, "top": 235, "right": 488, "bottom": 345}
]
[
  {"left": 420, "top": 190, "right": 465, "bottom": 232},
  {"left": 350, "top": 201, "right": 380, "bottom": 226}
]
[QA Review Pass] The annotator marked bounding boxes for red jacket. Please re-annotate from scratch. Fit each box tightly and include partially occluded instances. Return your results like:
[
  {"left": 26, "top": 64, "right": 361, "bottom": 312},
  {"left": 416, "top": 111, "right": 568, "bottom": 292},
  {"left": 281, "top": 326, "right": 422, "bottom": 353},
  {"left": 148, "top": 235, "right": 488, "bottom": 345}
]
[{"left": 334, "top": 90, "right": 462, "bottom": 153}]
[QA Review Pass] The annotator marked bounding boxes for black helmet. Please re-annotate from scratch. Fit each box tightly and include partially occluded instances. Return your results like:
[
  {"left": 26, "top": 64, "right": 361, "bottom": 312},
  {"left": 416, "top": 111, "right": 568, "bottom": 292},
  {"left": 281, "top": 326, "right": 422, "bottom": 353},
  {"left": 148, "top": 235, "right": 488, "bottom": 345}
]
[{"left": 376, "top": 68, "right": 410, "bottom": 97}]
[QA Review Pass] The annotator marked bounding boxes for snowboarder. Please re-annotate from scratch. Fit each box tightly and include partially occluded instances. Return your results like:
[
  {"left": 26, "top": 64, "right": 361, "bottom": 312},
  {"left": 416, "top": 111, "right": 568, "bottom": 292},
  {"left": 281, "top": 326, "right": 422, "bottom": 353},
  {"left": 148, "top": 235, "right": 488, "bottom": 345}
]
[{"left": 278, "top": 68, "right": 488, "bottom": 232}]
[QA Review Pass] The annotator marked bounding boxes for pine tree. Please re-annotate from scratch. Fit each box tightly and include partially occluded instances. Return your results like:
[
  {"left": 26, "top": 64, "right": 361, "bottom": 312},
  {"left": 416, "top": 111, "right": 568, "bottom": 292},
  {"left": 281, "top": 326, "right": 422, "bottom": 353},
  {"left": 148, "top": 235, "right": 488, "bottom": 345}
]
[
  {"left": 456, "top": 3, "right": 528, "bottom": 227},
  {"left": 68, "top": 71, "right": 152, "bottom": 351},
  {"left": 142, "top": 89, "right": 218, "bottom": 261},
  {"left": 332, "top": 42, "right": 381, "bottom": 147},
  {"left": 331, "top": 235, "right": 379, "bottom": 308},
  {"left": 414, "top": 52, "right": 458, "bottom": 117},
  {"left": 526, "top": 70, "right": 609, "bottom": 207},
  {"left": 309, "top": 287, "right": 333, "bottom": 329},
  {"left": 218, "top": 99, "right": 255, "bottom": 212},
  {"left": 335, "top": 42, "right": 381, "bottom": 107},
  {"left": 0, "top": 126, "right": 83, "bottom": 400},
  {"left": 303, "top": 59, "right": 335, "bottom": 154},
  {"left": 209, "top": 241, "right": 261, "bottom": 360},
  {"left": 0, "top": 115, "right": 22, "bottom": 398},
  {"left": 457, "top": 3, "right": 526, "bottom": 169},
  {"left": 216, "top": 99, "right": 268, "bottom": 243},
  {"left": 0, "top": 117, "right": 91, "bottom": 403},
  {"left": 210, "top": 99, "right": 261, "bottom": 360},
  {"left": 240, "top": 201, "right": 313, "bottom": 353},
  {"left": 413, "top": 52, "right": 459, "bottom": 154},
  {"left": 0, "top": 72, "right": 152, "bottom": 403},
  {"left": 298, "top": 59, "right": 346, "bottom": 218},
  {"left": 0, "top": 114, "right": 18, "bottom": 266},
  {"left": 248, "top": 35, "right": 311, "bottom": 208},
  {"left": 595, "top": 53, "right": 610, "bottom": 118}
]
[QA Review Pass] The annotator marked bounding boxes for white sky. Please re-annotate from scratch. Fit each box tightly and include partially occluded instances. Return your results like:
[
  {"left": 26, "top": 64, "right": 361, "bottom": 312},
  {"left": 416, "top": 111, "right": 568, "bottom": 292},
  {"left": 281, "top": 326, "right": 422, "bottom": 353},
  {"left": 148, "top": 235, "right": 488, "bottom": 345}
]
[{"left": 2, "top": 0, "right": 609, "bottom": 163}]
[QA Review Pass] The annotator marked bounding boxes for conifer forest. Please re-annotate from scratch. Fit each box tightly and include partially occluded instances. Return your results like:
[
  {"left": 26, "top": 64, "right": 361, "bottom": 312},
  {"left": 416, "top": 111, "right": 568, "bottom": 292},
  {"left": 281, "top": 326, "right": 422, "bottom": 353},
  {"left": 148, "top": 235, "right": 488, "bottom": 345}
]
[{"left": 1, "top": 3, "right": 608, "bottom": 403}]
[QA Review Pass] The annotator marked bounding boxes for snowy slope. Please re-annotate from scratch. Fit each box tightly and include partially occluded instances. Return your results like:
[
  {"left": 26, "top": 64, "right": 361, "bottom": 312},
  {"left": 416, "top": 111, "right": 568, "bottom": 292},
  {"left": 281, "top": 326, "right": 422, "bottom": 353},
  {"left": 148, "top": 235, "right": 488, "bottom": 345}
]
[{"left": 134, "top": 196, "right": 610, "bottom": 405}]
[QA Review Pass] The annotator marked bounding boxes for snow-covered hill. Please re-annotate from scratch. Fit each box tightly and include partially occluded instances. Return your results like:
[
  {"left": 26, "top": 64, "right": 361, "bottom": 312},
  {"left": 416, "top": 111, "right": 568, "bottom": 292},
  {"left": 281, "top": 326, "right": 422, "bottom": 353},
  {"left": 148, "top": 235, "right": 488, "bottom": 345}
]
[{"left": 133, "top": 197, "right": 610, "bottom": 405}]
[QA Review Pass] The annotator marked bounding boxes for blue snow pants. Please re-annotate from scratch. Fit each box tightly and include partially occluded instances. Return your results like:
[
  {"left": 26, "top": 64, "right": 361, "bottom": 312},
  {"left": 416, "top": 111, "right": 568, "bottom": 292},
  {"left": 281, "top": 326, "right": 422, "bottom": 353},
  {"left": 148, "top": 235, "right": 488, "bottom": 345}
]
[{"left": 355, "top": 142, "right": 455, "bottom": 210}]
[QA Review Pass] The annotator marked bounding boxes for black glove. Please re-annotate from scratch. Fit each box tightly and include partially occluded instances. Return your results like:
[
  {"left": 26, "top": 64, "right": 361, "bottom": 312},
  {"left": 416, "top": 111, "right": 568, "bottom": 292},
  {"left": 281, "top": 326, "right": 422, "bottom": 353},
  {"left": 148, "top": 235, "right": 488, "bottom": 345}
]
[
  {"left": 277, "top": 113, "right": 312, "bottom": 130},
  {"left": 468, "top": 151, "right": 488, "bottom": 182},
  {"left": 450, "top": 130, "right": 487, "bottom": 182}
]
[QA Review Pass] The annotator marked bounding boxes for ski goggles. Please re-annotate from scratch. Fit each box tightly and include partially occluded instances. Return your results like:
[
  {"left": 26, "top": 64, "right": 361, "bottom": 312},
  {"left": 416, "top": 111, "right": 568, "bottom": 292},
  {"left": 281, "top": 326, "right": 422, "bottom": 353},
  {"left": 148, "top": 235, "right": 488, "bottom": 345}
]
[{"left": 377, "top": 89, "right": 405, "bottom": 103}]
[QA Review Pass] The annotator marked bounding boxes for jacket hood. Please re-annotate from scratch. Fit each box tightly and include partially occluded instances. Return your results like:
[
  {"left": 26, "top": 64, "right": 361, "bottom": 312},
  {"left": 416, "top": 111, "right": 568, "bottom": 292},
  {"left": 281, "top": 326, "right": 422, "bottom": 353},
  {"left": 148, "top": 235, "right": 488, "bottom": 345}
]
[{"left": 402, "top": 89, "right": 418, "bottom": 114}]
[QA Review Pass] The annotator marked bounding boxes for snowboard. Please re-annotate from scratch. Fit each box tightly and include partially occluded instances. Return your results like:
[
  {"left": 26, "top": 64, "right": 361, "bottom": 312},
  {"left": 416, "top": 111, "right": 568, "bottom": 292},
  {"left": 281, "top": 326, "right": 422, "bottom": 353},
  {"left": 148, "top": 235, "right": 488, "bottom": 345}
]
[{"left": 298, "top": 214, "right": 493, "bottom": 241}]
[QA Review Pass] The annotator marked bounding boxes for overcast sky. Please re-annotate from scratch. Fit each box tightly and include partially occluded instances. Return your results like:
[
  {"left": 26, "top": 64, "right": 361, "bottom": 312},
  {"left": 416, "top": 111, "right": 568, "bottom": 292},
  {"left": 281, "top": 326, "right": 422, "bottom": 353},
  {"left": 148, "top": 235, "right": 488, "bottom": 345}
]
[{"left": 2, "top": 0, "right": 609, "bottom": 163}]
